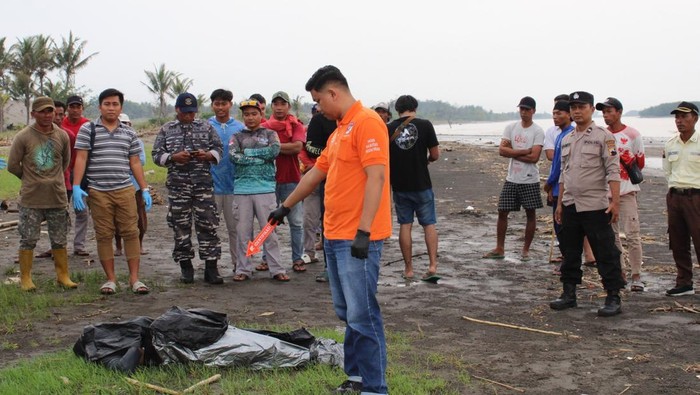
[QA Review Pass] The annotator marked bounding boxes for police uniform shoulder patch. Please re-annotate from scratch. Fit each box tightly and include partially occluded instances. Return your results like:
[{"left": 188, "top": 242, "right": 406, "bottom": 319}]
[{"left": 606, "top": 139, "right": 617, "bottom": 156}]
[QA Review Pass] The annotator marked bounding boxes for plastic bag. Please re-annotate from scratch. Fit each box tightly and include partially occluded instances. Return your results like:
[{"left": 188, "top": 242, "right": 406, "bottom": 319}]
[
  {"left": 150, "top": 306, "right": 228, "bottom": 351},
  {"left": 623, "top": 159, "right": 643, "bottom": 185}
]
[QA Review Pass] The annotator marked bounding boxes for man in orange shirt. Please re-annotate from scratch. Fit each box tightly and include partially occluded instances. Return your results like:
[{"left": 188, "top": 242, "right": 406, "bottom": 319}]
[{"left": 268, "top": 65, "right": 391, "bottom": 395}]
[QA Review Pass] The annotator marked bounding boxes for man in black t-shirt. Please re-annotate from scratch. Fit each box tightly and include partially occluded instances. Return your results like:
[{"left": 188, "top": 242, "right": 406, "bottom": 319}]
[{"left": 387, "top": 95, "right": 440, "bottom": 280}]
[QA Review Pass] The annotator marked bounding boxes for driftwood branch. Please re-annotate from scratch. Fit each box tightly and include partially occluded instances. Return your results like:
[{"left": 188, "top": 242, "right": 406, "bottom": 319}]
[
  {"left": 125, "top": 377, "right": 181, "bottom": 395},
  {"left": 383, "top": 252, "right": 429, "bottom": 266},
  {"left": 462, "top": 315, "right": 581, "bottom": 339},
  {"left": 472, "top": 374, "right": 525, "bottom": 393},
  {"left": 182, "top": 374, "right": 222, "bottom": 393}
]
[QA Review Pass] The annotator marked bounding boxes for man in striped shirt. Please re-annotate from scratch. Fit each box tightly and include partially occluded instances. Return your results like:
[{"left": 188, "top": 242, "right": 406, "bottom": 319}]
[{"left": 72, "top": 88, "right": 152, "bottom": 295}]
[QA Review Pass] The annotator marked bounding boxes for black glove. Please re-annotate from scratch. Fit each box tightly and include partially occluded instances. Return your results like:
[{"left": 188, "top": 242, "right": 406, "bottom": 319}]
[
  {"left": 351, "top": 229, "right": 371, "bottom": 259},
  {"left": 268, "top": 205, "right": 291, "bottom": 225}
]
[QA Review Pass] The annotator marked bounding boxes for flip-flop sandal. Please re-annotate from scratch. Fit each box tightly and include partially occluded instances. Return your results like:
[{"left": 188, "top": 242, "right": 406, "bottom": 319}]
[
  {"left": 630, "top": 280, "right": 645, "bottom": 292},
  {"left": 292, "top": 262, "right": 307, "bottom": 272},
  {"left": 521, "top": 255, "right": 531, "bottom": 262},
  {"left": 35, "top": 251, "right": 53, "bottom": 258},
  {"left": 256, "top": 262, "right": 269, "bottom": 271},
  {"left": 100, "top": 281, "right": 117, "bottom": 295},
  {"left": 482, "top": 251, "right": 505, "bottom": 259},
  {"left": 549, "top": 256, "right": 563, "bottom": 264},
  {"left": 232, "top": 273, "right": 249, "bottom": 282},
  {"left": 401, "top": 273, "right": 414, "bottom": 280},
  {"left": 131, "top": 281, "right": 149, "bottom": 295},
  {"left": 421, "top": 273, "right": 441, "bottom": 283},
  {"left": 273, "top": 273, "right": 290, "bottom": 282}
]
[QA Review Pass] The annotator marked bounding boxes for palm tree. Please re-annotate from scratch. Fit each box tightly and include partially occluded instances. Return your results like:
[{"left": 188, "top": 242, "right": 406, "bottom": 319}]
[
  {"left": 168, "top": 75, "right": 193, "bottom": 99},
  {"left": 32, "top": 34, "right": 55, "bottom": 93},
  {"left": 195, "top": 93, "right": 209, "bottom": 109},
  {"left": 291, "top": 95, "right": 303, "bottom": 118},
  {"left": 42, "top": 78, "right": 69, "bottom": 102},
  {"left": 142, "top": 63, "right": 177, "bottom": 119},
  {"left": 53, "top": 31, "right": 98, "bottom": 90},
  {"left": 7, "top": 71, "right": 34, "bottom": 124},
  {"left": 0, "top": 37, "right": 16, "bottom": 130}
]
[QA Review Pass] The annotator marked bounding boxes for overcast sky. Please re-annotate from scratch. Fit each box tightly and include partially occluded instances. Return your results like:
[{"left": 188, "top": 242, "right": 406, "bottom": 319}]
[{"left": 3, "top": 0, "right": 698, "bottom": 113}]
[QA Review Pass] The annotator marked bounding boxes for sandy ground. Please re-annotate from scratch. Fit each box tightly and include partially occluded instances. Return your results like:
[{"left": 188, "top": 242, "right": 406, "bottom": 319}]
[{"left": 1, "top": 140, "right": 700, "bottom": 394}]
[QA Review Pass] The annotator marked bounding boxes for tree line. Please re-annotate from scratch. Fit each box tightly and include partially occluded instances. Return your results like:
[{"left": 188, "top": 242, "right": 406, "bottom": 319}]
[
  {"left": 0, "top": 32, "right": 97, "bottom": 126},
  {"left": 638, "top": 101, "right": 700, "bottom": 117}
]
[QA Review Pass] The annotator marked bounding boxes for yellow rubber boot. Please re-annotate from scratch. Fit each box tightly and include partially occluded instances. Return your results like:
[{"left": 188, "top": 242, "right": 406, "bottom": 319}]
[
  {"left": 18, "top": 250, "right": 36, "bottom": 291},
  {"left": 52, "top": 249, "right": 78, "bottom": 289}
]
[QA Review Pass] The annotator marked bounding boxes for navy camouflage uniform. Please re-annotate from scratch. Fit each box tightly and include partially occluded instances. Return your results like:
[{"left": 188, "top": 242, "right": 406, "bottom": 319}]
[{"left": 152, "top": 119, "right": 223, "bottom": 262}]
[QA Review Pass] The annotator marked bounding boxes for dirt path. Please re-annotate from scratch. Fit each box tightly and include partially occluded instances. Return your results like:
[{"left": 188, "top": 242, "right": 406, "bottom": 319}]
[{"left": 1, "top": 141, "right": 699, "bottom": 394}]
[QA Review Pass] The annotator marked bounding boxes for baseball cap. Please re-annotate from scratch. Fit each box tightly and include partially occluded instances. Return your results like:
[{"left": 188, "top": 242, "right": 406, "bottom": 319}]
[
  {"left": 32, "top": 96, "right": 55, "bottom": 112},
  {"left": 569, "top": 91, "right": 594, "bottom": 106},
  {"left": 670, "top": 101, "right": 699, "bottom": 115},
  {"left": 553, "top": 101, "right": 570, "bottom": 112},
  {"left": 118, "top": 113, "right": 131, "bottom": 123},
  {"left": 517, "top": 96, "right": 536, "bottom": 109},
  {"left": 175, "top": 92, "right": 198, "bottom": 112},
  {"left": 595, "top": 97, "right": 623, "bottom": 111},
  {"left": 372, "top": 102, "right": 389, "bottom": 111},
  {"left": 66, "top": 95, "right": 83, "bottom": 106},
  {"left": 271, "top": 91, "right": 290, "bottom": 103},
  {"left": 239, "top": 99, "right": 263, "bottom": 112}
]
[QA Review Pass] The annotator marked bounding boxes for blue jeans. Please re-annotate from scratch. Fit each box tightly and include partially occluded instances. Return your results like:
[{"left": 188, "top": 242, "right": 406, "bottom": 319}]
[
  {"left": 276, "top": 183, "right": 304, "bottom": 262},
  {"left": 324, "top": 239, "right": 388, "bottom": 395}
]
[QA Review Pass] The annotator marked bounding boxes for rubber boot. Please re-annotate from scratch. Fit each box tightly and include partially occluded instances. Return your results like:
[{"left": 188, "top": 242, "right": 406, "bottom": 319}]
[
  {"left": 550, "top": 283, "right": 577, "bottom": 310},
  {"left": 19, "top": 250, "right": 36, "bottom": 291},
  {"left": 52, "top": 249, "right": 78, "bottom": 289},
  {"left": 597, "top": 289, "right": 622, "bottom": 317},
  {"left": 179, "top": 259, "right": 194, "bottom": 284},
  {"left": 204, "top": 260, "right": 224, "bottom": 285}
]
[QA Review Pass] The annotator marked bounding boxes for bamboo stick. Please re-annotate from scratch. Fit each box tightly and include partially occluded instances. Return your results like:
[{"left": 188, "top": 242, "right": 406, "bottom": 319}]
[{"left": 462, "top": 315, "right": 580, "bottom": 339}]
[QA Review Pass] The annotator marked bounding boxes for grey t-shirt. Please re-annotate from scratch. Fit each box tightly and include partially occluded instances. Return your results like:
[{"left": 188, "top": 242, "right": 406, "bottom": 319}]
[
  {"left": 502, "top": 122, "right": 545, "bottom": 184},
  {"left": 75, "top": 118, "right": 141, "bottom": 192}
]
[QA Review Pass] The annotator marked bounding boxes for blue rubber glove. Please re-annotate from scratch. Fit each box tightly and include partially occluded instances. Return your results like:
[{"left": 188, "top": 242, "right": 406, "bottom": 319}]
[
  {"left": 142, "top": 189, "right": 152, "bottom": 212},
  {"left": 72, "top": 185, "right": 88, "bottom": 211},
  {"left": 0, "top": 157, "right": 6, "bottom": 170}
]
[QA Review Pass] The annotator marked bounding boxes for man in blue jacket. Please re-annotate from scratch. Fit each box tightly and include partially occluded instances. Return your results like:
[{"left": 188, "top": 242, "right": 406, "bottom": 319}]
[{"left": 208, "top": 89, "right": 245, "bottom": 274}]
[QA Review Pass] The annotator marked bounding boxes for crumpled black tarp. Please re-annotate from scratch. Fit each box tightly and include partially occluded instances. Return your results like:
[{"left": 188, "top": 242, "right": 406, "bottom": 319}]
[
  {"left": 72, "top": 316, "right": 160, "bottom": 373},
  {"left": 150, "top": 306, "right": 228, "bottom": 350},
  {"left": 73, "top": 307, "right": 344, "bottom": 372}
]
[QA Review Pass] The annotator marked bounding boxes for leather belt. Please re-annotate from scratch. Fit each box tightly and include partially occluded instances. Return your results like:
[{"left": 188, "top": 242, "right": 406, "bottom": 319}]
[{"left": 670, "top": 187, "right": 700, "bottom": 195}]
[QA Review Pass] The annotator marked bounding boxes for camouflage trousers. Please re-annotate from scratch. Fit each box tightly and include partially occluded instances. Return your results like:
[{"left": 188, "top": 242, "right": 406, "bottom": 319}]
[
  {"left": 167, "top": 184, "right": 221, "bottom": 262},
  {"left": 18, "top": 206, "right": 69, "bottom": 250}
]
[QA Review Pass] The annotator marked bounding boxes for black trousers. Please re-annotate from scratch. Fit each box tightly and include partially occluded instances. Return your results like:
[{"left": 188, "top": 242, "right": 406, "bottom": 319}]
[{"left": 560, "top": 204, "right": 624, "bottom": 290}]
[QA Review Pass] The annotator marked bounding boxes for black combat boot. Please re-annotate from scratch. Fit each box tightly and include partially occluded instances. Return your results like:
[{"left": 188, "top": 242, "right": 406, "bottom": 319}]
[
  {"left": 550, "top": 283, "right": 577, "bottom": 310},
  {"left": 179, "top": 259, "right": 194, "bottom": 284},
  {"left": 204, "top": 260, "right": 224, "bottom": 285},
  {"left": 597, "top": 289, "right": 622, "bottom": 317}
]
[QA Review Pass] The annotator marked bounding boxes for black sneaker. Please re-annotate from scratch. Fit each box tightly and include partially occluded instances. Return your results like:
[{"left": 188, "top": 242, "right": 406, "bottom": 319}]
[
  {"left": 666, "top": 285, "right": 695, "bottom": 297},
  {"left": 334, "top": 380, "right": 362, "bottom": 393}
]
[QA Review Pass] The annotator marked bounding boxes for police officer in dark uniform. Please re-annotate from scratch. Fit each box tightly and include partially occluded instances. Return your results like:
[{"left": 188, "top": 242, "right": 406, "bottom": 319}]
[
  {"left": 551, "top": 91, "right": 625, "bottom": 317},
  {"left": 152, "top": 93, "right": 224, "bottom": 284}
]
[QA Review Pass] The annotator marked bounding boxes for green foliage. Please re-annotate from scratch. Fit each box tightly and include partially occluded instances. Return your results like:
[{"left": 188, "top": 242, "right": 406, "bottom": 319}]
[
  {"left": 0, "top": 329, "right": 466, "bottom": 394},
  {"left": 0, "top": 167, "right": 20, "bottom": 199},
  {"left": 638, "top": 101, "right": 700, "bottom": 117}
]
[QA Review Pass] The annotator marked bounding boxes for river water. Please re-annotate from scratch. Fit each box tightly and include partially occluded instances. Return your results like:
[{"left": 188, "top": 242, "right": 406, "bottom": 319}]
[{"left": 436, "top": 116, "right": 677, "bottom": 170}]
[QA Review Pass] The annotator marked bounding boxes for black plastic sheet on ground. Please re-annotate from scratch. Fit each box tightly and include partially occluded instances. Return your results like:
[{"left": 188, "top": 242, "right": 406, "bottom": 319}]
[{"left": 73, "top": 306, "right": 344, "bottom": 373}]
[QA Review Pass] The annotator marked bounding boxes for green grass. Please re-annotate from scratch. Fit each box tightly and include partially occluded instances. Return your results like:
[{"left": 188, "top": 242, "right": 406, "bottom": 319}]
[
  {"left": 0, "top": 327, "right": 474, "bottom": 394},
  {"left": 0, "top": 270, "right": 111, "bottom": 333}
]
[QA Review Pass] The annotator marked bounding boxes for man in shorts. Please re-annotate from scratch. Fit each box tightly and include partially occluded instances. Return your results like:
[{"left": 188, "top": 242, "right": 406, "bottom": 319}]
[
  {"left": 387, "top": 95, "right": 440, "bottom": 280},
  {"left": 483, "top": 96, "right": 544, "bottom": 261}
]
